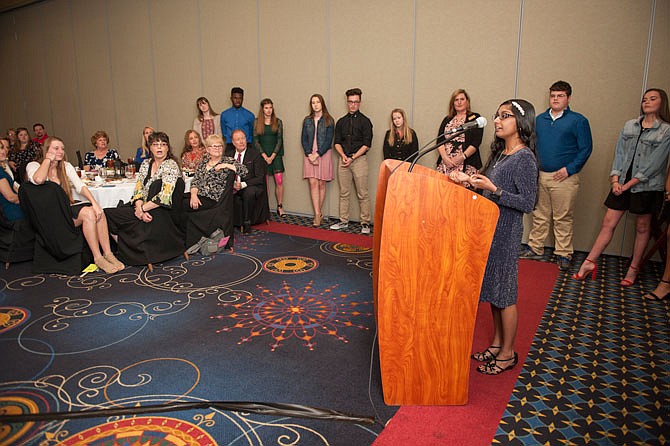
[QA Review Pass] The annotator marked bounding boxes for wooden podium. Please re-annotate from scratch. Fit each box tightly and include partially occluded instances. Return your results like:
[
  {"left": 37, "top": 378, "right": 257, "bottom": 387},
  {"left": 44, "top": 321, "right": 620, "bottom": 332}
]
[{"left": 373, "top": 160, "right": 499, "bottom": 405}]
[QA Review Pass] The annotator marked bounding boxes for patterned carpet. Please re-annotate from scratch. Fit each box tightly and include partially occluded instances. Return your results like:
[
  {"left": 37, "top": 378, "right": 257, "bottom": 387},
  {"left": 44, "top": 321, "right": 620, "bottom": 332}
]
[
  {"left": 493, "top": 248, "right": 669, "bottom": 445},
  {"left": 271, "top": 211, "right": 373, "bottom": 236},
  {"left": 0, "top": 214, "right": 391, "bottom": 445}
]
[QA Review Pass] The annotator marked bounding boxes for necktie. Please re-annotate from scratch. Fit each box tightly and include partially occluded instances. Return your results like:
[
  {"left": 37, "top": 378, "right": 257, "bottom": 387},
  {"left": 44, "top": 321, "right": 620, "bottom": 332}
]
[{"left": 236, "top": 153, "right": 242, "bottom": 183}]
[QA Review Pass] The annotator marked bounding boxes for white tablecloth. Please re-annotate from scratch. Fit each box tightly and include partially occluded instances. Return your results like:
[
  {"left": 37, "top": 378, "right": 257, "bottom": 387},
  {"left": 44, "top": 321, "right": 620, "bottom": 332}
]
[
  {"left": 72, "top": 177, "right": 192, "bottom": 209},
  {"left": 73, "top": 180, "right": 136, "bottom": 208}
]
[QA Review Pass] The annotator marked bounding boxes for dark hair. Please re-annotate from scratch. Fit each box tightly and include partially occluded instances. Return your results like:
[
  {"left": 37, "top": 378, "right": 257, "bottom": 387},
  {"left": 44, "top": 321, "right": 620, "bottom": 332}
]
[
  {"left": 147, "top": 131, "right": 177, "bottom": 162},
  {"left": 33, "top": 123, "right": 45, "bottom": 130},
  {"left": 306, "top": 94, "right": 334, "bottom": 126},
  {"left": 14, "top": 127, "right": 30, "bottom": 151},
  {"left": 181, "top": 129, "right": 204, "bottom": 156},
  {"left": 196, "top": 96, "right": 218, "bottom": 121},
  {"left": 549, "top": 80, "right": 572, "bottom": 97},
  {"left": 346, "top": 88, "right": 362, "bottom": 98},
  {"left": 483, "top": 99, "right": 536, "bottom": 173},
  {"left": 640, "top": 88, "right": 670, "bottom": 123},
  {"left": 255, "top": 98, "right": 278, "bottom": 135},
  {"left": 231, "top": 87, "right": 244, "bottom": 96}
]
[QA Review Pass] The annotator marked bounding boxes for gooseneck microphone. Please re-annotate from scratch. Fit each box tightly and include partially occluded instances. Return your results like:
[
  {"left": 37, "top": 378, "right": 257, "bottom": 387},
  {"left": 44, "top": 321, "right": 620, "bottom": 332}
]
[
  {"left": 444, "top": 116, "right": 488, "bottom": 135},
  {"left": 403, "top": 116, "right": 487, "bottom": 173}
]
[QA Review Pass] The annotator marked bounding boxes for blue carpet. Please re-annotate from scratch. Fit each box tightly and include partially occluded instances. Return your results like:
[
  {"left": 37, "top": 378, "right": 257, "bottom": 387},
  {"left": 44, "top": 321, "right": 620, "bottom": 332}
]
[
  {"left": 493, "top": 252, "right": 669, "bottom": 445},
  {"left": 0, "top": 229, "right": 395, "bottom": 445}
]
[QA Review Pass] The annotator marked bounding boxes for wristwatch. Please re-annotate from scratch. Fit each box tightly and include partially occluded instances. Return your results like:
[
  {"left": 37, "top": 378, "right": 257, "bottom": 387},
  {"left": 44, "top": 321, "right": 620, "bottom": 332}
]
[{"left": 494, "top": 187, "right": 503, "bottom": 198}]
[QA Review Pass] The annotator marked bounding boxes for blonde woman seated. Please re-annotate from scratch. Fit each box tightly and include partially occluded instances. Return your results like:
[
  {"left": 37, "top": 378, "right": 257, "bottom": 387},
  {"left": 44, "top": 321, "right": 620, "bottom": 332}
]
[
  {"left": 187, "top": 134, "right": 247, "bottom": 250},
  {"left": 26, "top": 137, "right": 124, "bottom": 273}
]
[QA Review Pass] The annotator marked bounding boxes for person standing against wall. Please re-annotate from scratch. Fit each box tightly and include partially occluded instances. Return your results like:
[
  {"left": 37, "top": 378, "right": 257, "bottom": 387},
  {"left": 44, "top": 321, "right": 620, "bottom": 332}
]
[
  {"left": 330, "top": 88, "right": 373, "bottom": 234},
  {"left": 220, "top": 87, "right": 255, "bottom": 152},
  {"left": 519, "top": 81, "right": 592, "bottom": 271}
]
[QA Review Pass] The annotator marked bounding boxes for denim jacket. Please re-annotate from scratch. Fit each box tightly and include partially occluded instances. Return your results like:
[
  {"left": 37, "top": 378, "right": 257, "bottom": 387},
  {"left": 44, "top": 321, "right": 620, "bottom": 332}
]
[
  {"left": 610, "top": 118, "right": 670, "bottom": 192},
  {"left": 301, "top": 116, "right": 334, "bottom": 156}
]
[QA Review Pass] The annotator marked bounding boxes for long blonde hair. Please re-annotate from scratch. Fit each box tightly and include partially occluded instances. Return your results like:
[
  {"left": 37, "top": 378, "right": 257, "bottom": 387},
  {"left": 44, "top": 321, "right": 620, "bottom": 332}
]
[
  {"left": 387, "top": 108, "right": 413, "bottom": 146},
  {"left": 140, "top": 126, "right": 155, "bottom": 159},
  {"left": 38, "top": 136, "right": 74, "bottom": 203}
]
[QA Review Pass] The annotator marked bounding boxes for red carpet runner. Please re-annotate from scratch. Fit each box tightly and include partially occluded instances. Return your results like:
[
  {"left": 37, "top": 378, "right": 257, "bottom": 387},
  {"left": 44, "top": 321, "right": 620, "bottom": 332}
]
[
  {"left": 260, "top": 222, "right": 558, "bottom": 445},
  {"left": 373, "top": 260, "right": 558, "bottom": 445}
]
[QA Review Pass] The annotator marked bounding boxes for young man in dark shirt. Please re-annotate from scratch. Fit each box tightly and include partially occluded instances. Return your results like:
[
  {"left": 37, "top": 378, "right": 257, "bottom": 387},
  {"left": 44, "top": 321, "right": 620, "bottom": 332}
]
[{"left": 330, "top": 88, "right": 373, "bottom": 234}]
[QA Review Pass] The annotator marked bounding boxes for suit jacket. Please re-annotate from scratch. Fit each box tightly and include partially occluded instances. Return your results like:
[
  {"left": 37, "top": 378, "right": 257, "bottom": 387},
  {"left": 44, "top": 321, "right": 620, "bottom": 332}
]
[{"left": 225, "top": 145, "right": 266, "bottom": 189}]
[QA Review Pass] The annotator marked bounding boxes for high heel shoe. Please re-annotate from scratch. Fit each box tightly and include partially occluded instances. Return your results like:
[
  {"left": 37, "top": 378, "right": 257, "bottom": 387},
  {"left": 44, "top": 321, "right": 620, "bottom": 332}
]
[
  {"left": 620, "top": 265, "right": 639, "bottom": 287},
  {"left": 573, "top": 258, "right": 597, "bottom": 281},
  {"left": 313, "top": 213, "right": 322, "bottom": 227},
  {"left": 644, "top": 279, "right": 670, "bottom": 300},
  {"left": 277, "top": 203, "right": 287, "bottom": 218}
]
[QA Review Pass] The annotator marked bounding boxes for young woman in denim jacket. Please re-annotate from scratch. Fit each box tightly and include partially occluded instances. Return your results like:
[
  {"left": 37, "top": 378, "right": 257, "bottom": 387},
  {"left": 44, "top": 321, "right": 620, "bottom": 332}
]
[
  {"left": 574, "top": 88, "right": 670, "bottom": 286},
  {"left": 301, "top": 94, "right": 334, "bottom": 227}
]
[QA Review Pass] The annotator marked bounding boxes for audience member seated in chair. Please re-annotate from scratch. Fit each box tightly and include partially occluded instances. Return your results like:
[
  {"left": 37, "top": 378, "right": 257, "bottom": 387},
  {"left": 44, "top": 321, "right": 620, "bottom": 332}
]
[
  {"left": 0, "top": 137, "right": 33, "bottom": 267},
  {"left": 225, "top": 129, "right": 270, "bottom": 233},
  {"left": 22, "top": 137, "right": 122, "bottom": 274},
  {"left": 105, "top": 131, "right": 187, "bottom": 269},
  {"left": 187, "top": 134, "right": 246, "bottom": 252}
]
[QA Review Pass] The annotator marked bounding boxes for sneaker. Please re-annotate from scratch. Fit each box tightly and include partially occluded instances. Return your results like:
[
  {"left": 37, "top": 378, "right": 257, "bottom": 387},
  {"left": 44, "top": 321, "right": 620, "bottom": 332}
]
[
  {"left": 361, "top": 224, "right": 370, "bottom": 234},
  {"left": 556, "top": 255, "right": 571, "bottom": 271},
  {"left": 519, "top": 246, "right": 543, "bottom": 260},
  {"left": 330, "top": 222, "right": 349, "bottom": 230}
]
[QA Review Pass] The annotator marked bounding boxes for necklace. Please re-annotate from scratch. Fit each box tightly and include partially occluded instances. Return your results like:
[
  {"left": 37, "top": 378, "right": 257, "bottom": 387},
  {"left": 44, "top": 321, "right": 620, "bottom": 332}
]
[{"left": 494, "top": 144, "right": 526, "bottom": 168}]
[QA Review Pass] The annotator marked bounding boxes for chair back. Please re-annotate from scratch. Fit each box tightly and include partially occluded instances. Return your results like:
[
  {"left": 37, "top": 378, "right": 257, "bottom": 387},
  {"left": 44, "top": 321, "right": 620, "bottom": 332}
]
[
  {"left": 76, "top": 150, "right": 84, "bottom": 169},
  {"left": 19, "top": 182, "right": 90, "bottom": 273}
]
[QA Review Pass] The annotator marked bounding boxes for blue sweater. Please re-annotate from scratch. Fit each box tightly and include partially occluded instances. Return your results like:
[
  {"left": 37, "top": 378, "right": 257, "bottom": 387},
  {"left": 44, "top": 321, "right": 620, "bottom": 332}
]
[{"left": 535, "top": 107, "right": 592, "bottom": 175}]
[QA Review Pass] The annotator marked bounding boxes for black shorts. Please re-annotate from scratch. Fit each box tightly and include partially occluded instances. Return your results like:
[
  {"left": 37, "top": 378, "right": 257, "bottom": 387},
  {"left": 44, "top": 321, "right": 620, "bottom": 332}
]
[{"left": 603, "top": 189, "right": 662, "bottom": 215}]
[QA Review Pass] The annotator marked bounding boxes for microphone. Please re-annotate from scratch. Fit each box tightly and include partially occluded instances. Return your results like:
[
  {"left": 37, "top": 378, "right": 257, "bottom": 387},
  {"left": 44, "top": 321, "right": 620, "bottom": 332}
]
[{"left": 444, "top": 116, "right": 487, "bottom": 134}]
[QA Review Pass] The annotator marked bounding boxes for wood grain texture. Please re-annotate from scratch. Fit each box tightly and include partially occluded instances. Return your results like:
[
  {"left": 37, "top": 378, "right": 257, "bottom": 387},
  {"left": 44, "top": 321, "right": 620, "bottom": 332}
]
[{"left": 374, "top": 160, "right": 499, "bottom": 405}]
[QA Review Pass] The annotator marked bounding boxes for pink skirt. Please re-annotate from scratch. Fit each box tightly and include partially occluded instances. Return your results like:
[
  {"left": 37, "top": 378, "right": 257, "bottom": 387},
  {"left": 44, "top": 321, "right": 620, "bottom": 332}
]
[{"left": 303, "top": 149, "right": 333, "bottom": 181}]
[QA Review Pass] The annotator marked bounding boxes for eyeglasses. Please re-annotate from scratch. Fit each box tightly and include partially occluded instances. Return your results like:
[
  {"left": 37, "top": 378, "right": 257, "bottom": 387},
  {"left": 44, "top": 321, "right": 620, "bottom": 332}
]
[
  {"left": 209, "top": 144, "right": 224, "bottom": 149},
  {"left": 493, "top": 112, "right": 515, "bottom": 121},
  {"left": 550, "top": 93, "right": 568, "bottom": 99},
  {"left": 347, "top": 100, "right": 360, "bottom": 104},
  {"left": 150, "top": 142, "right": 168, "bottom": 147}
]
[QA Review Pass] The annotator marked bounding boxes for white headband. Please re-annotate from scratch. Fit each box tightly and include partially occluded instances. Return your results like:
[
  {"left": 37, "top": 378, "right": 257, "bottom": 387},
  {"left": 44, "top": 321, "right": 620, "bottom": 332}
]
[{"left": 511, "top": 101, "right": 525, "bottom": 116}]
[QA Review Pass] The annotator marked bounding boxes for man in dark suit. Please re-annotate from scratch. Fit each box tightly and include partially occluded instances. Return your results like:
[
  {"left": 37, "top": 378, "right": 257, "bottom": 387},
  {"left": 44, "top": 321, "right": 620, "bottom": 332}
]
[{"left": 225, "top": 129, "right": 269, "bottom": 232}]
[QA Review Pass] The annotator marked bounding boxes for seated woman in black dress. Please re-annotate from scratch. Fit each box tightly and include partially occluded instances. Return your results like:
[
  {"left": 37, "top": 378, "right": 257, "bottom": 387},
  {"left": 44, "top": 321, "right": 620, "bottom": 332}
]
[
  {"left": 105, "top": 131, "right": 184, "bottom": 266},
  {"left": 0, "top": 137, "right": 23, "bottom": 221},
  {"left": 187, "top": 134, "right": 247, "bottom": 250},
  {"left": 26, "top": 137, "right": 123, "bottom": 273}
]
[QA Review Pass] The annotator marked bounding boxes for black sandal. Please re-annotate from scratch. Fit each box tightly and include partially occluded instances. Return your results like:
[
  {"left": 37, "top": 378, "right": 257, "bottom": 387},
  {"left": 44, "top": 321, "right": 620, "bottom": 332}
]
[
  {"left": 476, "top": 352, "right": 518, "bottom": 375},
  {"left": 471, "top": 345, "right": 501, "bottom": 362},
  {"left": 644, "top": 279, "right": 670, "bottom": 300},
  {"left": 277, "top": 203, "right": 287, "bottom": 218}
]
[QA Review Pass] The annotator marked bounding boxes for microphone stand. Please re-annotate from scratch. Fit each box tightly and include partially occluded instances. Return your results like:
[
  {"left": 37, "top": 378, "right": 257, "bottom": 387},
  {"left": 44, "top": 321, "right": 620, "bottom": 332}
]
[
  {"left": 389, "top": 128, "right": 469, "bottom": 175},
  {"left": 408, "top": 129, "right": 469, "bottom": 172}
]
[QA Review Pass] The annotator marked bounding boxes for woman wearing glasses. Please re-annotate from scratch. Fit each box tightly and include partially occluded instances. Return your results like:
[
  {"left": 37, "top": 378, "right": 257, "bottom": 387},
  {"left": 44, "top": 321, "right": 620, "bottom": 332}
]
[
  {"left": 574, "top": 88, "right": 670, "bottom": 286},
  {"left": 435, "top": 89, "right": 484, "bottom": 178},
  {"left": 105, "top": 132, "right": 185, "bottom": 265},
  {"left": 451, "top": 99, "right": 538, "bottom": 375},
  {"left": 186, "top": 134, "right": 246, "bottom": 251}
]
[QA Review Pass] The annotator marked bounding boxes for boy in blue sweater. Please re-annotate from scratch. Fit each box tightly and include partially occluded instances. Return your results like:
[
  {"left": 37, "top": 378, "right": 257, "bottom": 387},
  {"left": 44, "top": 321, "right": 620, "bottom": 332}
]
[{"left": 520, "top": 81, "right": 592, "bottom": 271}]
